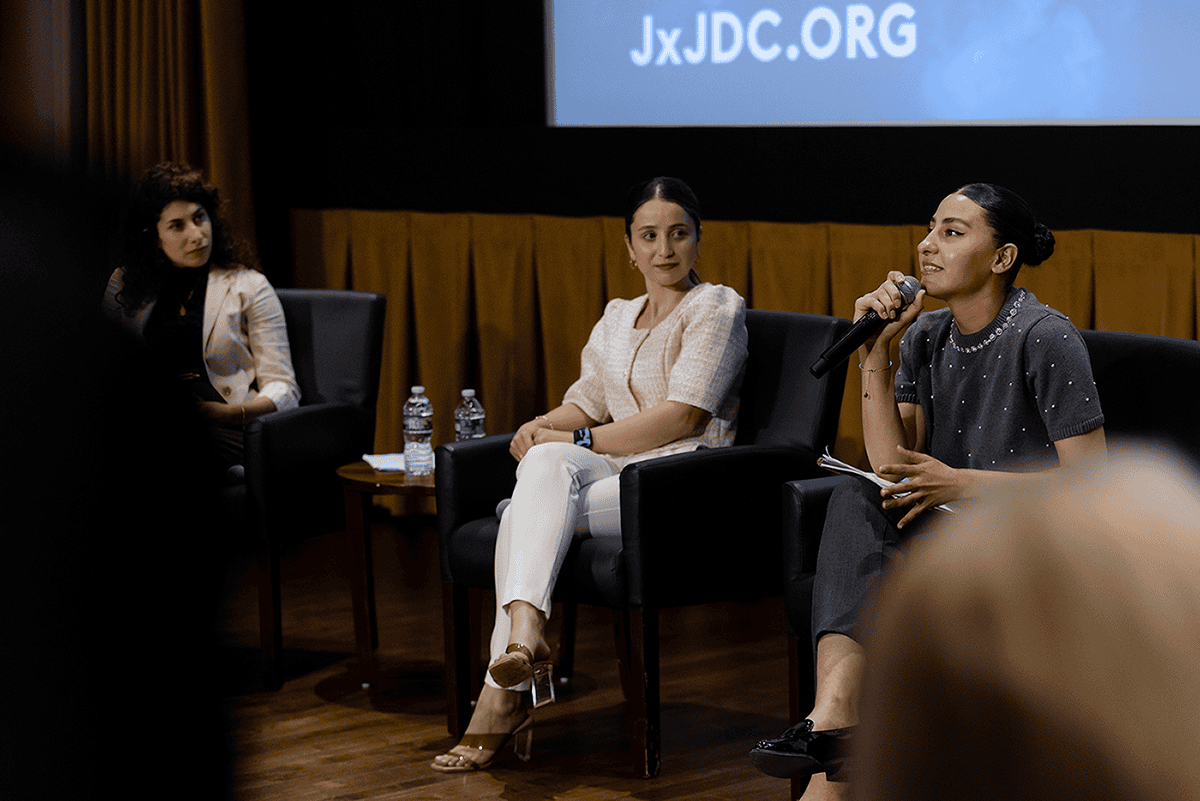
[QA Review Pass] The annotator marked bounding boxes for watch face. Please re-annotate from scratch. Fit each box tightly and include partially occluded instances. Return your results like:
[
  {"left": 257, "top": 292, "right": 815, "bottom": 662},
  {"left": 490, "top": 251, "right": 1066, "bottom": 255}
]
[{"left": 574, "top": 427, "right": 592, "bottom": 448}]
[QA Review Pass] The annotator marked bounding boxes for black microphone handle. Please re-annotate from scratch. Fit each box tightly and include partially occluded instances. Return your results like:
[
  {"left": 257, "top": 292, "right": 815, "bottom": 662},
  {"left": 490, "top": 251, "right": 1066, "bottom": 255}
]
[
  {"left": 810, "top": 275, "right": 921, "bottom": 379},
  {"left": 809, "top": 309, "right": 885, "bottom": 378}
]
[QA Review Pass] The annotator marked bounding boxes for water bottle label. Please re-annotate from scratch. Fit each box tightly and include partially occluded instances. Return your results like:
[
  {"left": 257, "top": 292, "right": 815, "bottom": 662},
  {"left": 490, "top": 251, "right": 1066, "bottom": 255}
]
[{"left": 405, "top": 418, "right": 432, "bottom": 434}]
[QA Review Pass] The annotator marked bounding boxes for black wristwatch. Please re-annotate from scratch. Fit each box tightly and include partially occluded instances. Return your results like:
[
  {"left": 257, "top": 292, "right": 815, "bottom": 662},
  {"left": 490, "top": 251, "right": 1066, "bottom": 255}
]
[{"left": 573, "top": 427, "right": 593, "bottom": 449}]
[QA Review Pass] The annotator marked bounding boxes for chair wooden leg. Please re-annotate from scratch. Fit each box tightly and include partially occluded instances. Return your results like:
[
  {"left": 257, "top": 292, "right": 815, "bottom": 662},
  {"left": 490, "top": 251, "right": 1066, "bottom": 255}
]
[
  {"left": 343, "top": 485, "right": 378, "bottom": 684},
  {"left": 788, "top": 635, "right": 803, "bottom": 726},
  {"left": 612, "top": 610, "right": 634, "bottom": 704},
  {"left": 442, "top": 582, "right": 477, "bottom": 737},
  {"left": 256, "top": 542, "right": 283, "bottom": 691},
  {"left": 557, "top": 601, "right": 577, "bottom": 681},
  {"left": 626, "top": 609, "right": 661, "bottom": 779}
]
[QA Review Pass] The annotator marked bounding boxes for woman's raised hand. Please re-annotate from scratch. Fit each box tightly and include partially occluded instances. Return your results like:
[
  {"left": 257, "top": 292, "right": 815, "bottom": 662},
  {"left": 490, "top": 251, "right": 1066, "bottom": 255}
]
[{"left": 854, "top": 271, "right": 925, "bottom": 359}]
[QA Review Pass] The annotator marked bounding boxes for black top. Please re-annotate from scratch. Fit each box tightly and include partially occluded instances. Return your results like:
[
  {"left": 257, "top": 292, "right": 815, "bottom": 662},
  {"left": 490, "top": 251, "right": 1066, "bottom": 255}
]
[{"left": 143, "top": 268, "right": 221, "bottom": 401}]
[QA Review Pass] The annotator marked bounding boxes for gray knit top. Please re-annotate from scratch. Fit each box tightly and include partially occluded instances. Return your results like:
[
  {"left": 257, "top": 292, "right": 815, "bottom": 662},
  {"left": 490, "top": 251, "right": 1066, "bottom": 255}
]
[{"left": 896, "top": 286, "right": 1104, "bottom": 472}]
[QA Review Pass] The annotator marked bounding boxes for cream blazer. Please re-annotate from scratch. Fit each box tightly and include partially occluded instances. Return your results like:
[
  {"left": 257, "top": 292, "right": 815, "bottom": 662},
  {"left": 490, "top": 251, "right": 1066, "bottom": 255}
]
[
  {"left": 562, "top": 282, "right": 747, "bottom": 467},
  {"left": 104, "top": 266, "right": 301, "bottom": 412}
]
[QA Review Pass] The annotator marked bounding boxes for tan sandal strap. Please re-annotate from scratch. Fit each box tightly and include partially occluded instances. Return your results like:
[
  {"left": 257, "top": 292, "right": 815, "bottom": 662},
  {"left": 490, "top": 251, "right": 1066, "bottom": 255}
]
[
  {"left": 503, "top": 643, "right": 534, "bottom": 661},
  {"left": 457, "top": 733, "right": 510, "bottom": 753}
]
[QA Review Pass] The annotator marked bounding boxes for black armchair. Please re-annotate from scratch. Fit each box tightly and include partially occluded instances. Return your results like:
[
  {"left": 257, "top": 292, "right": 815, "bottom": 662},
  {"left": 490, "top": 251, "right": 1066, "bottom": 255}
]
[
  {"left": 435, "top": 309, "right": 852, "bottom": 777},
  {"left": 234, "top": 288, "right": 386, "bottom": 690},
  {"left": 779, "top": 327, "right": 1200, "bottom": 786},
  {"left": 1080, "top": 329, "right": 1200, "bottom": 467}
]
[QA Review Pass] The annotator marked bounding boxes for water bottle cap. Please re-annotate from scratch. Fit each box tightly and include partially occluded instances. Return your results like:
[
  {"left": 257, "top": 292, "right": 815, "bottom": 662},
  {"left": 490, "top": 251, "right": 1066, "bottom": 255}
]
[
  {"left": 411, "top": 385, "right": 425, "bottom": 393},
  {"left": 462, "top": 389, "right": 475, "bottom": 397}
]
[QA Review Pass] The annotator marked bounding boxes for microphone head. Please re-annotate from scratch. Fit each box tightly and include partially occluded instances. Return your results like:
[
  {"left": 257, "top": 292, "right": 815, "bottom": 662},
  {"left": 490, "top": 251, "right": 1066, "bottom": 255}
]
[{"left": 896, "top": 275, "right": 921, "bottom": 306}]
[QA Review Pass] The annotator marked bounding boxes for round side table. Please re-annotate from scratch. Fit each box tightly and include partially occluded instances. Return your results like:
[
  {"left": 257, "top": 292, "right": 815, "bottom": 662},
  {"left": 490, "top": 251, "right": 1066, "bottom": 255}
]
[{"left": 337, "top": 461, "right": 435, "bottom": 685}]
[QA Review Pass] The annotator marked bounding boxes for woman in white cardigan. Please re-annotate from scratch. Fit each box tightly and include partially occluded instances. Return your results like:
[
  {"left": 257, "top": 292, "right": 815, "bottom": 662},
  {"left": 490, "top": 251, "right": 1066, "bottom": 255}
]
[
  {"left": 432, "top": 177, "right": 748, "bottom": 772},
  {"left": 104, "top": 163, "right": 299, "bottom": 474}
]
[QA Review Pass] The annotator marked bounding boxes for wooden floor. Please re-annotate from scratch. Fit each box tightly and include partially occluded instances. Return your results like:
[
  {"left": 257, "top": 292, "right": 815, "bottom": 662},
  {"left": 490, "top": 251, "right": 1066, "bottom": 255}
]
[{"left": 216, "top": 512, "right": 796, "bottom": 800}]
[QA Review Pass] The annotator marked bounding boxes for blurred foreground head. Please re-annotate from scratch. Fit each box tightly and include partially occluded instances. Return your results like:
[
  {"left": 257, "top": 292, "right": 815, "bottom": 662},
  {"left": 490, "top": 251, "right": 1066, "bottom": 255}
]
[{"left": 856, "top": 448, "right": 1200, "bottom": 801}]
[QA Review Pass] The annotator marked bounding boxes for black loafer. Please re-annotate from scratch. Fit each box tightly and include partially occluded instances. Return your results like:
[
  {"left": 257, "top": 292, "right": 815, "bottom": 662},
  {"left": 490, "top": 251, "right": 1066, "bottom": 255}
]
[{"left": 749, "top": 719, "right": 854, "bottom": 780}]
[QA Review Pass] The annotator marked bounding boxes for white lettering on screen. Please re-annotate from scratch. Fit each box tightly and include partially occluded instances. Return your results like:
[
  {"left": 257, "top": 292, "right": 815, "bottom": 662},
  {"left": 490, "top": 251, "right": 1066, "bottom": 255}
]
[
  {"left": 748, "top": 10, "right": 783, "bottom": 62},
  {"left": 631, "top": 4, "right": 918, "bottom": 66},
  {"left": 880, "top": 3, "right": 916, "bottom": 58}
]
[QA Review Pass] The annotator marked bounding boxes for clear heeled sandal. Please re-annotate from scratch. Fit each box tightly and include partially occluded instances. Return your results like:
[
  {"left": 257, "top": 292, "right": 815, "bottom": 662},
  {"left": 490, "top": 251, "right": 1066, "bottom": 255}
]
[
  {"left": 487, "top": 643, "right": 556, "bottom": 708},
  {"left": 430, "top": 715, "right": 534, "bottom": 773}
]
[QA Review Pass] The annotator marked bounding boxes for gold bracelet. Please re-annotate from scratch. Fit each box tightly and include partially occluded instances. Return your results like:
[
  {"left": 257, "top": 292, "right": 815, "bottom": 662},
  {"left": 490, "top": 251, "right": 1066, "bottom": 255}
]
[
  {"left": 858, "top": 361, "right": 893, "bottom": 373},
  {"left": 536, "top": 414, "right": 555, "bottom": 431}
]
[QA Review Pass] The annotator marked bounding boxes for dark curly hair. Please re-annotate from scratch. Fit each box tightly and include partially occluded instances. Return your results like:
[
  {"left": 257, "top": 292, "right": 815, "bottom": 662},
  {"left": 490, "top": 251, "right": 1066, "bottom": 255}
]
[
  {"left": 956, "top": 183, "right": 1055, "bottom": 286},
  {"left": 116, "top": 162, "right": 256, "bottom": 313}
]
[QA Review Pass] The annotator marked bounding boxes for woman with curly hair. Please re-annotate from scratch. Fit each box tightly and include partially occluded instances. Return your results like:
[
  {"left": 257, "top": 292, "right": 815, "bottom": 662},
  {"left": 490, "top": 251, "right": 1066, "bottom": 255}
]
[{"left": 103, "top": 163, "right": 299, "bottom": 474}]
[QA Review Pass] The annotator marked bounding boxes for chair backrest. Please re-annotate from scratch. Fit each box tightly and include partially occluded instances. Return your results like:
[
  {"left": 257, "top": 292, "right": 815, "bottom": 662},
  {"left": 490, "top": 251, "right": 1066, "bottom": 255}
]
[
  {"left": 734, "top": 310, "right": 853, "bottom": 451},
  {"left": 275, "top": 288, "right": 387, "bottom": 410},
  {"left": 1082, "top": 329, "right": 1200, "bottom": 466}
]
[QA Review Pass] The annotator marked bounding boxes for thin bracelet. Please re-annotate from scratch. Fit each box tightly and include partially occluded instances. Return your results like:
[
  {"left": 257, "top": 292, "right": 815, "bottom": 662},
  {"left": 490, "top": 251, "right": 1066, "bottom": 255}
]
[
  {"left": 536, "top": 414, "right": 555, "bottom": 430},
  {"left": 858, "top": 361, "right": 893, "bottom": 373}
]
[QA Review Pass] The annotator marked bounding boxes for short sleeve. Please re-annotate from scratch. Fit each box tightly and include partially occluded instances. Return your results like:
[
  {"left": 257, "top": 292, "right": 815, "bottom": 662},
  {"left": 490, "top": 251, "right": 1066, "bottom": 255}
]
[
  {"left": 562, "top": 299, "right": 617, "bottom": 423},
  {"left": 895, "top": 315, "right": 935, "bottom": 405},
  {"left": 666, "top": 286, "right": 747, "bottom": 414},
  {"left": 1024, "top": 315, "right": 1104, "bottom": 441}
]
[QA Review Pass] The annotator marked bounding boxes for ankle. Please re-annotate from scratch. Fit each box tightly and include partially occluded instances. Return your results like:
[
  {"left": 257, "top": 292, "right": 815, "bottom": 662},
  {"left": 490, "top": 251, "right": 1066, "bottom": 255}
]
[
  {"left": 507, "top": 602, "right": 549, "bottom": 656},
  {"left": 805, "top": 706, "right": 858, "bottom": 731},
  {"left": 477, "top": 686, "right": 524, "bottom": 716}
]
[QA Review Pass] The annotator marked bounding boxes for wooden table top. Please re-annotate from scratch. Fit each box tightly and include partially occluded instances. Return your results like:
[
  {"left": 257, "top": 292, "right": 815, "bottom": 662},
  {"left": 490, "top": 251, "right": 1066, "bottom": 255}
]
[{"left": 336, "top": 460, "right": 436, "bottom": 496}]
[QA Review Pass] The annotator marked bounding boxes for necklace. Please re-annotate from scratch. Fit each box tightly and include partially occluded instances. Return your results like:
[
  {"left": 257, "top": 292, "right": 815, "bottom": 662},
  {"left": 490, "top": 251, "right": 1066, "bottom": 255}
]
[{"left": 948, "top": 289, "right": 1025, "bottom": 353}]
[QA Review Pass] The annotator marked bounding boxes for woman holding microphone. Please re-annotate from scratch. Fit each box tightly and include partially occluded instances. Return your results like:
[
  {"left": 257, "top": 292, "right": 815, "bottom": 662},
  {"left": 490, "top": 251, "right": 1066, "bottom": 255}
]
[{"left": 752, "top": 183, "right": 1107, "bottom": 799}]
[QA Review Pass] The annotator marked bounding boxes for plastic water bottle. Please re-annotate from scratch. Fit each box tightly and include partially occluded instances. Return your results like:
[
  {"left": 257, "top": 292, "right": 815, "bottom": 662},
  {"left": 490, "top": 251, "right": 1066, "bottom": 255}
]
[
  {"left": 454, "top": 389, "right": 486, "bottom": 441},
  {"left": 402, "top": 385, "right": 434, "bottom": 476}
]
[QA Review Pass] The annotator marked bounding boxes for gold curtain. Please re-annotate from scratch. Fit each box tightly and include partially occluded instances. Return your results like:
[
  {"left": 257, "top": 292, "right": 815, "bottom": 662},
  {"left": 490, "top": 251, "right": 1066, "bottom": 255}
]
[
  {"left": 291, "top": 211, "right": 1200, "bottom": 469},
  {"left": 86, "top": 0, "right": 256, "bottom": 249}
]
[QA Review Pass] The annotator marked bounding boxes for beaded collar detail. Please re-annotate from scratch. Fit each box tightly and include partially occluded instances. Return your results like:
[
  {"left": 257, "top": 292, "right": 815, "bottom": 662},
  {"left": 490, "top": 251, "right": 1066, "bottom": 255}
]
[{"left": 948, "top": 288, "right": 1027, "bottom": 354}]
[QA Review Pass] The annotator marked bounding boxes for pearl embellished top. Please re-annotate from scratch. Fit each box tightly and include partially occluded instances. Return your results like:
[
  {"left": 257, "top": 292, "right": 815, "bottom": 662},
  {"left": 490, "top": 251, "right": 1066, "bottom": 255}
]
[{"left": 896, "top": 286, "right": 1104, "bottom": 472}]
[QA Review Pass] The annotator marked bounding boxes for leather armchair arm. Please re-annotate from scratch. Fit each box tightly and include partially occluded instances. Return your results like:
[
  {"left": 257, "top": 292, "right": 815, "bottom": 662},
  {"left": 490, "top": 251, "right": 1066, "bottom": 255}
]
[
  {"left": 246, "top": 403, "right": 375, "bottom": 471},
  {"left": 779, "top": 475, "right": 850, "bottom": 645},
  {"left": 618, "top": 445, "right": 827, "bottom": 609},
  {"left": 781, "top": 476, "right": 851, "bottom": 586},
  {"left": 244, "top": 402, "right": 375, "bottom": 539},
  {"left": 434, "top": 433, "right": 518, "bottom": 546}
]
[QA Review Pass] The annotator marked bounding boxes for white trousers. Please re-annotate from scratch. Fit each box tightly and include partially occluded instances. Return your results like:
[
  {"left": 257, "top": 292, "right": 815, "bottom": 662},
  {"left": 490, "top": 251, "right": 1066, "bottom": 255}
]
[{"left": 486, "top": 442, "right": 623, "bottom": 690}]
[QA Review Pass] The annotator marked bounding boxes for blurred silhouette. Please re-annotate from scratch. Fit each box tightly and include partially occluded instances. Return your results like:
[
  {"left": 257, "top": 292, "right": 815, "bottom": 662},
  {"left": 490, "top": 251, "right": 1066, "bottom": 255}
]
[
  {"left": 855, "top": 447, "right": 1200, "bottom": 801},
  {"left": 1, "top": 147, "right": 232, "bottom": 799}
]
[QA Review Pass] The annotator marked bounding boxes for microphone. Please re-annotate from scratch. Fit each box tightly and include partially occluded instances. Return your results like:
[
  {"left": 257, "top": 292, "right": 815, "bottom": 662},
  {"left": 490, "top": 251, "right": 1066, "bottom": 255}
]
[{"left": 810, "top": 275, "right": 922, "bottom": 378}]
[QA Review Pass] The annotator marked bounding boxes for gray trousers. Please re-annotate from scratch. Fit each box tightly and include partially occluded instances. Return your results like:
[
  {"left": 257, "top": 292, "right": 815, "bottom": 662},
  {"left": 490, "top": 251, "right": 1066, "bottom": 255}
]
[{"left": 811, "top": 476, "right": 934, "bottom": 646}]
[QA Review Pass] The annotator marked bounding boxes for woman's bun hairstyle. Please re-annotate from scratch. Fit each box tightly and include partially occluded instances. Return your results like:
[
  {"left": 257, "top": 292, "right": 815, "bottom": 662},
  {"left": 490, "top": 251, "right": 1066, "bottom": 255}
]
[
  {"left": 1028, "top": 221, "right": 1056, "bottom": 267},
  {"left": 956, "top": 183, "right": 1055, "bottom": 276}
]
